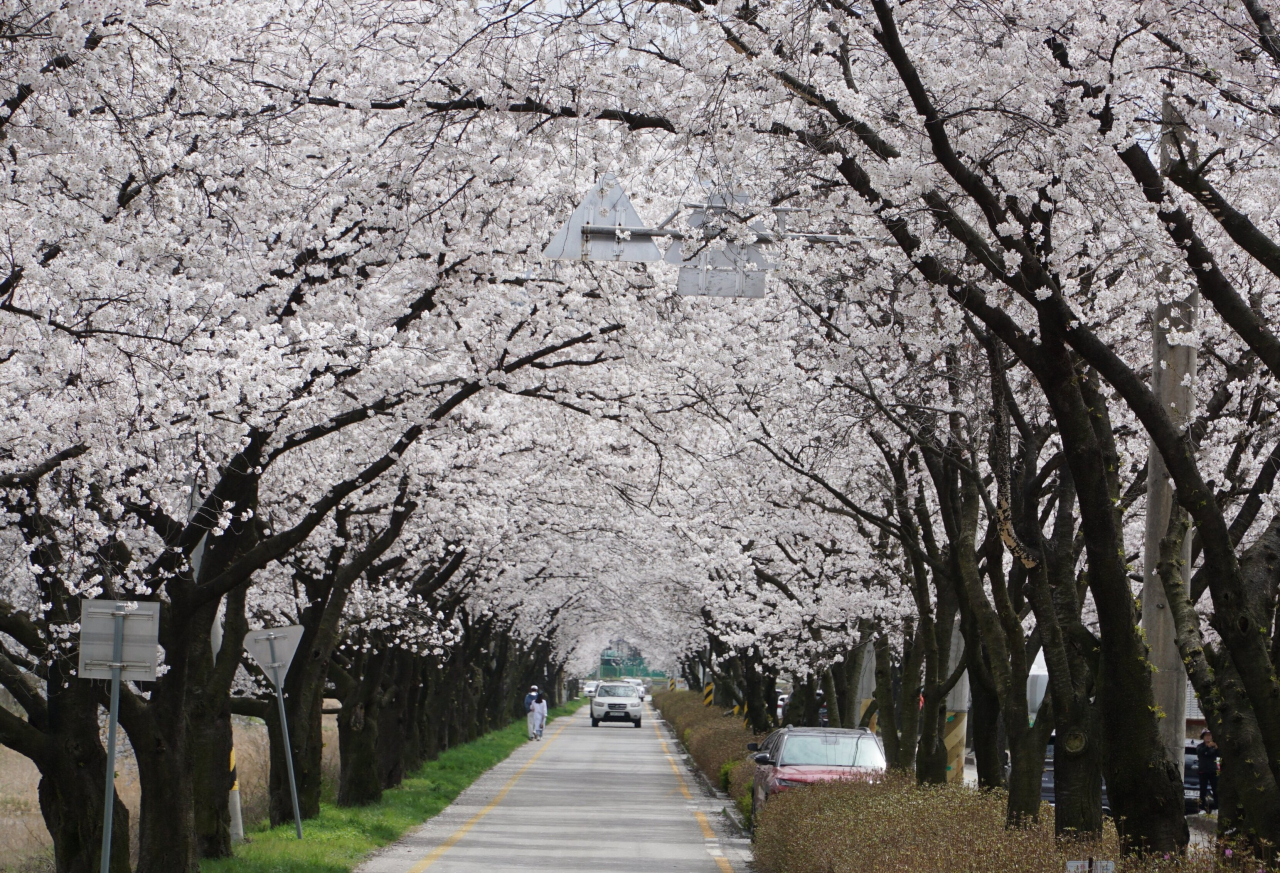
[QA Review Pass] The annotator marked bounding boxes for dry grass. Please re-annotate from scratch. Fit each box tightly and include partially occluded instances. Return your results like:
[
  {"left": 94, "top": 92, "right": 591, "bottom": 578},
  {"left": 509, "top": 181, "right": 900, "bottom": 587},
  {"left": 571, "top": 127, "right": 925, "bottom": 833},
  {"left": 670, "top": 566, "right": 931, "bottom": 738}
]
[
  {"left": 0, "top": 745, "right": 52, "bottom": 873},
  {"left": 753, "top": 775, "right": 1262, "bottom": 873},
  {"left": 0, "top": 713, "right": 333, "bottom": 870}
]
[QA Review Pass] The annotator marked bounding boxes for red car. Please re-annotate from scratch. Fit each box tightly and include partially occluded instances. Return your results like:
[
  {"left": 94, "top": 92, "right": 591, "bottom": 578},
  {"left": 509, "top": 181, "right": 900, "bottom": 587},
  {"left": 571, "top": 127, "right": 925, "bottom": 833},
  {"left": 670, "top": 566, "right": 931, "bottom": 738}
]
[{"left": 749, "top": 727, "right": 887, "bottom": 820}]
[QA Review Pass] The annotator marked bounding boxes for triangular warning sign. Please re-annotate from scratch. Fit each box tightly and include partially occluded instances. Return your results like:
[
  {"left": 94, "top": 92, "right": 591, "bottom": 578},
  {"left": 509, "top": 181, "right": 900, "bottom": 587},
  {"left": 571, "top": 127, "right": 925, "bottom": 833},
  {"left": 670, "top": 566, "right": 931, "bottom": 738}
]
[
  {"left": 245, "top": 625, "right": 304, "bottom": 688},
  {"left": 542, "top": 173, "right": 661, "bottom": 263}
]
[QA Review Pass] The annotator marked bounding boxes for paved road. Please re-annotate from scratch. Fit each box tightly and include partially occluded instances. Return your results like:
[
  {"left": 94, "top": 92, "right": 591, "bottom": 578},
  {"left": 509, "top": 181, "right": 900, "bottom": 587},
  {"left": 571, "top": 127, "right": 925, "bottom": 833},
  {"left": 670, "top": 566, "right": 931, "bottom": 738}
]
[{"left": 357, "top": 703, "right": 750, "bottom": 873}]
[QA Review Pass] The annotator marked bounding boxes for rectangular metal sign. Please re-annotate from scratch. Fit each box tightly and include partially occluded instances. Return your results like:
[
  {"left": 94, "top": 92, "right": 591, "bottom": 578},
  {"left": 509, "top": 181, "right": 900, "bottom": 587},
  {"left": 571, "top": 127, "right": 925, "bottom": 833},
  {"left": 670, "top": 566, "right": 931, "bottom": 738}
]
[
  {"left": 1067, "top": 862, "right": 1115, "bottom": 873},
  {"left": 78, "top": 600, "right": 161, "bottom": 682},
  {"left": 669, "top": 204, "right": 769, "bottom": 298},
  {"left": 676, "top": 262, "right": 767, "bottom": 298}
]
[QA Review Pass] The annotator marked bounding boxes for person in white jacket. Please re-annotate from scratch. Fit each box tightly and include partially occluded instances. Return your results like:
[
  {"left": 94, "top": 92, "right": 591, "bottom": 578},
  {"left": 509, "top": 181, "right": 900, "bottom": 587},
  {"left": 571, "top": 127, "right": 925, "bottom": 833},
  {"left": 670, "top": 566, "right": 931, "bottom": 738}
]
[
  {"left": 531, "top": 692, "right": 549, "bottom": 740},
  {"left": 524, "top": 685, "right": 538, "bottom": 740}
]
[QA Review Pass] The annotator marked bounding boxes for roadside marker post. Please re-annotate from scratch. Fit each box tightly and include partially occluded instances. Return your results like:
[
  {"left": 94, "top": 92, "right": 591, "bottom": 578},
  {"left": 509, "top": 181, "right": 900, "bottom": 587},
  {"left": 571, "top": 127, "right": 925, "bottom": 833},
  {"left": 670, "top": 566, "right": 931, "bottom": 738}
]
[
  {"left": 228, "top": 748, "right": 244, "bottom": 843},
  {"left": 703, "top": 682, "right": 714, "bottom": 706},
  {"left": 79, "top": 600, "right": 161, "bottom": 873},
  {"left": 245, "top": 626, "right": 305, "bottom": 839}
]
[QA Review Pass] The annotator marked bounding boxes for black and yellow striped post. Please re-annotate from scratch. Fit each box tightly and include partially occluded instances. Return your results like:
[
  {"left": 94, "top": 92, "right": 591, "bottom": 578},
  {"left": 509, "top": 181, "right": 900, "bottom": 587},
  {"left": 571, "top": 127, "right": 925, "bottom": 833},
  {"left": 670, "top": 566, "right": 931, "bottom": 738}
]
[
  {"left": 703, "top": 682, "right": 714, "bottom": 706},
  {"left": 944, "top": 711, "right": 967, "bottom": 783},
  {"left": 668, "top": 677, "right": 675, "bottom": 692},
  {"left": 228, "top": 747, "right": 244, "bottom": 842}
]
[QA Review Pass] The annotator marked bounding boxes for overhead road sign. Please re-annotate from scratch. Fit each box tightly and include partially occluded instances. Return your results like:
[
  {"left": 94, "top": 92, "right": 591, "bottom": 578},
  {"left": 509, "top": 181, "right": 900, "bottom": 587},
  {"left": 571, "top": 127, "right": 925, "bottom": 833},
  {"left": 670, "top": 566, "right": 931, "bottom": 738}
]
[
  {"left": 542, "top": 174, "right": 661, "bottom": 263},
  {"left": 543, "top": 174, "right": 879, "bottom": 297}
]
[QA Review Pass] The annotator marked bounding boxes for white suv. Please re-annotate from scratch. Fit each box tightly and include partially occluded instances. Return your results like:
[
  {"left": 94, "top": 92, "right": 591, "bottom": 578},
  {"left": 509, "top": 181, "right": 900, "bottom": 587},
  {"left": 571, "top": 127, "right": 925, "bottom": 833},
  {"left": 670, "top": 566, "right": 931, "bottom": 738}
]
[{"left": 591, "top": 682, "right": 644, "bottom": 728}]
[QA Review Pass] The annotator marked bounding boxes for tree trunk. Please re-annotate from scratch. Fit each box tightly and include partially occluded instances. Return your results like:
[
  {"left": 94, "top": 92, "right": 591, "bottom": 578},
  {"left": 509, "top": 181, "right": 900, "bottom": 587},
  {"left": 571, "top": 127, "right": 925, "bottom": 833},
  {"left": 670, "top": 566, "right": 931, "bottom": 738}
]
[
  {"left": 37, "top": 759, "right": 131, "bottom": 873},
  {"left": 37, "top": 680, "right": 131, "bottom": 873},
  {"left": 1052, "top": 707, "right": 1105, "bottom": 839},
  {"left": 741, "top": 655, "right": 772, "bottom": 734},
  {"left": 1052, "top": 357, "right": 1188, "bottom": 853},
  {"left": 969, "top": 669, "right": 1005, "bottom": 790},
  {"left": 189, "top": 696, "right": 234, "bottom": 858},
  {"left": 376, "top": 658, "right": 406, "bottom": 791},
  {"left": 131, "top": 706, "right": 199, "bottom": 873},
  {"left": 1006, "top": 732, "right": 1048, "bottom": 825},
  {"left": 873, "top": 636, "right": 903, "bottom": 768},
  {"left": 264, "top": 687, "right": 323, "bottom": 826},
  {"left": 821, "top": 668, "right": 843, "bottom": 729},
  {"left": 336, "top": 649, "right": 388, "bottom": 807},
  {"left": 338, "top": 698, "right": 383, "bottom": 806}
]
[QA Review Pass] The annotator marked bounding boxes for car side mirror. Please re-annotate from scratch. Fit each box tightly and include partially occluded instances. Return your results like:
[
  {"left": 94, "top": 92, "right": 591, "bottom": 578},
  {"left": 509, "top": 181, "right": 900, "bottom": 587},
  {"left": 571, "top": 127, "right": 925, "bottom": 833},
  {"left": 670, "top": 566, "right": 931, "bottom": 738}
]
[
  {"left": 754, "top": 753, "right": 772, "bottom": 766},
  {"left": 747, "top": 742, "right": 759, "bottom": 752}
]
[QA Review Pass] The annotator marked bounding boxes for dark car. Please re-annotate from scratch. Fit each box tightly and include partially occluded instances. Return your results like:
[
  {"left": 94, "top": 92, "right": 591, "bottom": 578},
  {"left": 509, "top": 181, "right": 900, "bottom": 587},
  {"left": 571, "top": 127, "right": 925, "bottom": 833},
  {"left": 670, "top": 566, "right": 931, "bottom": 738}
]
[
  {"left": 1184, "top": 739, "right": 1213, "bottom": 813},
  {"left": 748, "top": 727, "right": 886, "bottom": 820},
  {"left": 1040, "top": 735, "right": 1201, "bottom": 814}
]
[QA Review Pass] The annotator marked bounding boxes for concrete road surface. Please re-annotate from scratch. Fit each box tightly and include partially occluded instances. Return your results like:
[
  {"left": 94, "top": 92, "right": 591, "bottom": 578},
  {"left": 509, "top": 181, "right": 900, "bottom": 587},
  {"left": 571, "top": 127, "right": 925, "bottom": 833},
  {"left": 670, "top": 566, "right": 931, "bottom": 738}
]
[{"left": 357, "top": 703, "right": 751, "bottom": 873}]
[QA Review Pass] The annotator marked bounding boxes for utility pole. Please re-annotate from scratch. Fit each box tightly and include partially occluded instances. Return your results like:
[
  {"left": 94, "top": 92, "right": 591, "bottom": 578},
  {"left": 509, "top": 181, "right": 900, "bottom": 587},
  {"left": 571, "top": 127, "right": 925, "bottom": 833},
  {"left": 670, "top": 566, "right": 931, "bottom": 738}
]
[{"left": 1140, "top": 97, "right": 1198, "bottom": 775}]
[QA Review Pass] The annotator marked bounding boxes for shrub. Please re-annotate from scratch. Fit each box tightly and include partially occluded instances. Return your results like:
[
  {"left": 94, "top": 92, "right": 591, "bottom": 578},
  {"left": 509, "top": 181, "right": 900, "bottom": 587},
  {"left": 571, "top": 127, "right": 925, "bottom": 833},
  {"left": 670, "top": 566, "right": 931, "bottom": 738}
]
[
  {"left": 753, "top": 774, "right": 1259, "bottom": 873},
  {"left": 654, "top": 690, "right": 762, "bottom": 821}
]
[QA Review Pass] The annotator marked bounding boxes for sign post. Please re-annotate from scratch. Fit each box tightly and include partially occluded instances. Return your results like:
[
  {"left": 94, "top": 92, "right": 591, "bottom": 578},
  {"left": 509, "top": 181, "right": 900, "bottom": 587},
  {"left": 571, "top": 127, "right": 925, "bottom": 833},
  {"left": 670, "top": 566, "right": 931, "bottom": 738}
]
[
  {"left": 79, "top": 600, "right": 161, "bottom": 873},
  {"left": 245, "top": 626, "right": 304, "bottom": 839}
]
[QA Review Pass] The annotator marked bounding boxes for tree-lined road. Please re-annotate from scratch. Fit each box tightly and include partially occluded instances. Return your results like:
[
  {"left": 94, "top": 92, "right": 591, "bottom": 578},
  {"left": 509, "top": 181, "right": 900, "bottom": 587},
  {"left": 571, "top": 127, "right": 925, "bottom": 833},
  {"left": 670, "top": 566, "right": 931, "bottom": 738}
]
[{"left": 357, "top": 706, "right": 749, "bottom": 873}]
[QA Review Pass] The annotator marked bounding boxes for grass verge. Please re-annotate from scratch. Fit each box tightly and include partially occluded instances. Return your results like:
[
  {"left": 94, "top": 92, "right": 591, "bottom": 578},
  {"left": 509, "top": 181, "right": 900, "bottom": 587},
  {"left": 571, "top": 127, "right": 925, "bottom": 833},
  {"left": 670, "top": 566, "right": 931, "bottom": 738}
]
[{"left": 204, "top": 699, "right": 584, "bottom": 873}]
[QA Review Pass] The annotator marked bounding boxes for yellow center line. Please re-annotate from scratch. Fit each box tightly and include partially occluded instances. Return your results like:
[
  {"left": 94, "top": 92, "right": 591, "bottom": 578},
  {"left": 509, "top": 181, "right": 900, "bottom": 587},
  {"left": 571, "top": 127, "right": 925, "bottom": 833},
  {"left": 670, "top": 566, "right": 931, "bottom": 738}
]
[
  {"left": 651, "top": 708, "right": 735, "bottom": 873},
  {"left": 407, "top": 713, "right": 574, "bottom": 873}
]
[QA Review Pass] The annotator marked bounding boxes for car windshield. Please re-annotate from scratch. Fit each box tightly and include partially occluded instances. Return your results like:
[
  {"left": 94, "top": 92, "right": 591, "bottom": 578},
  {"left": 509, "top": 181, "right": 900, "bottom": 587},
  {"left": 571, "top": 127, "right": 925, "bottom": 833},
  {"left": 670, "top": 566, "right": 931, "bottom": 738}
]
[
  {"left": 598, "top": 685, "right": 637, "bottom": 698},
  {"left": 779, "top": 734, "right": 886, "bottom": 768}
]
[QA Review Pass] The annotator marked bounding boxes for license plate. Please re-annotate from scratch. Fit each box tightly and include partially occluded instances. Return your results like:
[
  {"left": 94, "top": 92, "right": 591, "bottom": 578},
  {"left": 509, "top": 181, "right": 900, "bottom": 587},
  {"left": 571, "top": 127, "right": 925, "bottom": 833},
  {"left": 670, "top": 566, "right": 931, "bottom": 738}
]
[{"left": 1185, "top": 790, "right": 1198, "bottom": 797}]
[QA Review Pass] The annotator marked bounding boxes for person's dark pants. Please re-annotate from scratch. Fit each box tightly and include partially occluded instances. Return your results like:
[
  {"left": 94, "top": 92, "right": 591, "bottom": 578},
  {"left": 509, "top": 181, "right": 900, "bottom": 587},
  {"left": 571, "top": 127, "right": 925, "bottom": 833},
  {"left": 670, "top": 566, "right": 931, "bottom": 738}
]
[{"left": 1199, "top": 771, "right": 1217, "bottom": 811}]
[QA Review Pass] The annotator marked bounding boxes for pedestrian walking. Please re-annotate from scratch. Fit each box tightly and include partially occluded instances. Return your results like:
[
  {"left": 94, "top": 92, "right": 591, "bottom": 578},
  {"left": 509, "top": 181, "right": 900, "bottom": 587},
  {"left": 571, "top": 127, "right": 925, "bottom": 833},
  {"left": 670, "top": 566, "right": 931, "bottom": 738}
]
[
  {"left": 1196, "top": 729, "right": 1219, "bottom": 812},
  {"left": 524, "top": 685, "right": 539, "bottom": 740},
  {"left": 532, "top": 692, "right": 549, "bottom": 740}
]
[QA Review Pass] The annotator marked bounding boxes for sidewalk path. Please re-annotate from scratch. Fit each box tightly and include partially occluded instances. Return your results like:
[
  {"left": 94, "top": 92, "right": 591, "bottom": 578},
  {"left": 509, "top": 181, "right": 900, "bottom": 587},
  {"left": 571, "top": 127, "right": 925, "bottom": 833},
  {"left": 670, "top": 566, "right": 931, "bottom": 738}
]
[{"left": 356, "top": 703, "right": 750, "bottom": 873}]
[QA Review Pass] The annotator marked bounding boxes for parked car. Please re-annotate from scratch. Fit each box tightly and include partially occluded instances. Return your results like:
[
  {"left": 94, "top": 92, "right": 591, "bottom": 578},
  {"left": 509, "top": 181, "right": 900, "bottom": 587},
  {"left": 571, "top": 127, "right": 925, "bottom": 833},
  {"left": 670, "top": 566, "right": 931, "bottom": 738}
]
[
  {"left": 748, "top": 727, "right": 886, "bottom": 819},
  {"left": 1183, "top": 739, "right": 1212, "bottom": 813},
  {"left": 583, "top": 681, "right": 599, "bottom": 698},
  {"left": 1039, "top": 736, "right": 1200, "bottom": 815},
  {"left": 774, "top": 691, "right": 829, "bottom": 725},
  {"left": 590, "top": 682, "right": 644, "bottom": 728}
]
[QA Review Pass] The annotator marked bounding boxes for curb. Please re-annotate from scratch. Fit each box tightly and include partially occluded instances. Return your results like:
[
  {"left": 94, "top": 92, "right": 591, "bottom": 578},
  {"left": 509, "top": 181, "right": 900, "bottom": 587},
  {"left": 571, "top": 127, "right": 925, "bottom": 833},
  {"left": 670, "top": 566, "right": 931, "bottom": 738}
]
[{"left": 651, "top": 710, "right": 752, "bottom": 837}]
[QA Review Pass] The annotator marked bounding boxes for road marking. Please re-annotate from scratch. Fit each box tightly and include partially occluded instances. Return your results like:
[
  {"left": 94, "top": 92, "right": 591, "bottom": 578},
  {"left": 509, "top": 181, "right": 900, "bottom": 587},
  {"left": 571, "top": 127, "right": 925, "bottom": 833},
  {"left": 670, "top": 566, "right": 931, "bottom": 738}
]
[
  {"left": 406, "top": 714, "right": 573, "bottom": 872},
  {"left": 651, "top": 713, "right": 735, "bottom": 873}
]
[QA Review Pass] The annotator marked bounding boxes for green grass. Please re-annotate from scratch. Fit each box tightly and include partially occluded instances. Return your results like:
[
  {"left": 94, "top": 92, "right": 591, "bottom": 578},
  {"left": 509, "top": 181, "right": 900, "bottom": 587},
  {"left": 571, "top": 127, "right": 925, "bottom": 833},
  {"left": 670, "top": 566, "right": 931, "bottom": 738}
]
[{"left": 204, "top": 700, "right": 585, "bottom": 873}]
